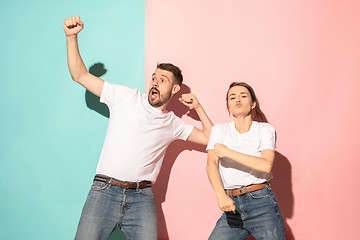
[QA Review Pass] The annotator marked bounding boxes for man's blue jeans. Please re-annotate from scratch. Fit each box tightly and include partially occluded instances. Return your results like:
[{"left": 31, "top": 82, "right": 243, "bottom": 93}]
[
  {"left": 74, "top": 176, "right": 157, "bottom": 240},
  {"left": 208, "top": 184, "right": 286, "bottom": 240}
]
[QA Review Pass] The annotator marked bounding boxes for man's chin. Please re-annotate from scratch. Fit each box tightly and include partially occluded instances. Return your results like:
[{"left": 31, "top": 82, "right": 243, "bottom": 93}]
[{"left": 148, "top": 98, "right": 162, "bottom": 107}]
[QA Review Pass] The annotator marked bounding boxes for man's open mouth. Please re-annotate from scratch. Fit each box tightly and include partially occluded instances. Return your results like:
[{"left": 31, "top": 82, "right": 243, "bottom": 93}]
[{"left": 150, "top": 87, "right": 159, "bottom": 100}]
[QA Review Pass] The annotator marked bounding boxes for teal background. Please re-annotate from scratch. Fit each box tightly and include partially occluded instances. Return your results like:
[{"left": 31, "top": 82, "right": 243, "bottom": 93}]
[{"left": 0, "top": 0, "right": 145, "bottom": 239}]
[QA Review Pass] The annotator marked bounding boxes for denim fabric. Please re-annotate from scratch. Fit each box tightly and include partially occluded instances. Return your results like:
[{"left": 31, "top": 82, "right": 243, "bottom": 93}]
[
  {"left": 74, "top": 177, "right": 157, "bottom": 240},
  {"left": 209, "top": 185, "right": 286, "bottom": 240}
]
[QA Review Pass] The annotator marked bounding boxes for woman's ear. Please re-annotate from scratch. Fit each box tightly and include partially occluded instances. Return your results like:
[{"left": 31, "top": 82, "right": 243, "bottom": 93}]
[{"left": 252, "top": 101, "right": 257, "bottom": 110}]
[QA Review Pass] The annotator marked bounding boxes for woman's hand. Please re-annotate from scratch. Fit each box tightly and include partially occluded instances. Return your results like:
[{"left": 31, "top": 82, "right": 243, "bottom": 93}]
[
  {"left": 214, "top": 143, "right": 230, "bottom": 158},
  {"left": 217, "top": 193, "right": 236, "bottom": 213}
]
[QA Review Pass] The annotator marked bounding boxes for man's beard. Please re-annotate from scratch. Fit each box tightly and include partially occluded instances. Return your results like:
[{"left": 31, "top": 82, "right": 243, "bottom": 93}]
[{"left": 148, "top": 87, "right": 172, "bottom": 108}]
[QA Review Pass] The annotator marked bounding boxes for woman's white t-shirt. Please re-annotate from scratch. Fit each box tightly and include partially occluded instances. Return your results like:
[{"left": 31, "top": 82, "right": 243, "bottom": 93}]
[{"left": 206, "top": 121, "right": 276, "bottom": 189}]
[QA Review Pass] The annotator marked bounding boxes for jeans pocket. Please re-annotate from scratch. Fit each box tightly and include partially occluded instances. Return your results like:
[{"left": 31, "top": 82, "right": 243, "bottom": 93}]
[
  {"left": 248, "top": 186, "right": 271, "bottom": 199},
  {"left": 90, "top": 181, "right": 108, "bottom": 191},
  {"left": 139, "top": 187, "right": 154, "bottom": 197}
]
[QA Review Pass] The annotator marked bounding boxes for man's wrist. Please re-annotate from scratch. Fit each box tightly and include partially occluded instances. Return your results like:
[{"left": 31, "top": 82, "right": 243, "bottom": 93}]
[
  {"left": 193, "top": 103, "right": 203, "bottom": 111},
  {"left": 66, "top": 34, "right": 78, "bottom": 40}
]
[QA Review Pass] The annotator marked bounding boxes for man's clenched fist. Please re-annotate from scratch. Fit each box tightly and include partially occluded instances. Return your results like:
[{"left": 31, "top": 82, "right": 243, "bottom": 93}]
[{"left": 64, "top": 15, "right": 84, "bottom": 37}]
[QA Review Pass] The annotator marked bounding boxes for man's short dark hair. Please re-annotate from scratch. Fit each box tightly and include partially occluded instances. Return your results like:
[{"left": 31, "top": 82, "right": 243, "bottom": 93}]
[{"left": 156, "top": 63, "right": 183, "bottom": 86}]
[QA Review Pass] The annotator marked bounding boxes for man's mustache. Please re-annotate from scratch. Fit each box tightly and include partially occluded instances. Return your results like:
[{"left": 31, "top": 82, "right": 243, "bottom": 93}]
[{"left": 150, "top": 87, "right": 160, "bottom": 94}]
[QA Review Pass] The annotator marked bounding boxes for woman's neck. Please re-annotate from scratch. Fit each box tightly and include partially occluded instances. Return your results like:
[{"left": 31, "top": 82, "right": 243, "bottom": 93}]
[{"left": 233, "top": 115, "right": 253, "bottom": 133}]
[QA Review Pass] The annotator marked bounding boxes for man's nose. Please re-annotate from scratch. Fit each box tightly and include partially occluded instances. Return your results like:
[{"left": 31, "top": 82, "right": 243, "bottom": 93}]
[{"left": 152, "top": 79, "right": 159, "bottom": 87}]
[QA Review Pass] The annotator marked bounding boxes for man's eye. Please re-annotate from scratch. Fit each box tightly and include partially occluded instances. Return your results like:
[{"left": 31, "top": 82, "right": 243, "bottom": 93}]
[
  {"left": 230, "top": 97, "right": 235, "bottom": 100},
  {"left": 241, "top": 95, "right": 247, "bottom": 98},
  {"left": 161, "top": 79, "right": 165, "bottom": 82}
]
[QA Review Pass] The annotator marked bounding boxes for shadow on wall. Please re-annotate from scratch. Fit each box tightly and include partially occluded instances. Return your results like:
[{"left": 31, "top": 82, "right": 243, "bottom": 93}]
[
  {"left": 153, "top": 84, "right": 206, "bottom": 240},
  {"left": 153, "top": 87, "right": 295, "bottom": 239},
  {"left": 271, "top": 151, "right": 295, "bottom": 240},
  {"left": 85, "top": 62, "right": 125, "bottom": 240},
  {"left": 86, "top": 63, "right": 109, "bottom": 118},
  {"left": 245, "top": 151, "right": 295, "bottom": 240}
]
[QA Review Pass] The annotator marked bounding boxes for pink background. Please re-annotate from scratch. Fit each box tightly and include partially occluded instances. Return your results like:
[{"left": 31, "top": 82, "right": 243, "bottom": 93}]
[{"left": 145, "top": 1, "right": 360, "bottom": 239}]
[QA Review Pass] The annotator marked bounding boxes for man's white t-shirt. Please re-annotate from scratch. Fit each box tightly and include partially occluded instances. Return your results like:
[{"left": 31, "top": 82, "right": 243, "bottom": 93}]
[
  {"left": 96, "top": 81, "right": 194, "bottom": 183},
  {"left": 206, "top": 121, "right": 276, "bottom": 189}
]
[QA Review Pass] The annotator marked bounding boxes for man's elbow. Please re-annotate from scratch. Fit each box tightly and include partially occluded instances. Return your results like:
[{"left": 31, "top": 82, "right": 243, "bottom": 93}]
[
  {"left": 72, "top": 71, "right": 88, "bottom": 84},
  {"left": 200, "top": 130, "right": 211, "bottom": 145},
  {"left": 187, "top": 129, "right": 208, "bottom": 146}
]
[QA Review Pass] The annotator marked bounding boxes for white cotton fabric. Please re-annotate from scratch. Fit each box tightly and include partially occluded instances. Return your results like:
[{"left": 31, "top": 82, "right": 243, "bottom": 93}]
[
  {"left": 206, "top": 121, "right": 276, "bottom": 189},
  {"left": 96, "top": 81, "right": 194, "bottom": 183}
]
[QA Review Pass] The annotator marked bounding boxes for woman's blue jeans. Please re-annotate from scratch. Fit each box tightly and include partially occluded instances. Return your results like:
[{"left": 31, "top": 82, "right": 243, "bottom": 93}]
[
  {"left": 209, "top": 184, "right": 286, "bottom": 240},
  {"left": 74, "top": 177, "right": 157, "bottom": 240}
]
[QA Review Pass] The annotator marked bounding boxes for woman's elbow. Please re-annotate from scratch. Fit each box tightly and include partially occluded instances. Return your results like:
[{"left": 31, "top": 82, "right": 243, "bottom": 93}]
[{"left": 262, "top": 162, "right": 273, "bottom": 174}]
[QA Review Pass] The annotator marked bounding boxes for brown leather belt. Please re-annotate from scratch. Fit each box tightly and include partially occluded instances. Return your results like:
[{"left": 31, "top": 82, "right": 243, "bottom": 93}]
[
  {"left": 94, "top": 176, "right": 152, "bottom": 189},
  {"left": 226, "top": 182, "right": 269, "bottom": 197}
]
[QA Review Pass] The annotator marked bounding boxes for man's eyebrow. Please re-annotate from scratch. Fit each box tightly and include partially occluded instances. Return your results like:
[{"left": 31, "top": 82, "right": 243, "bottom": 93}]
[
  {"left": 160, "top": 74, "right": 168, "bottom": 79},
  {"left": 152, "top": 73, "right": 168, "bottom": 80}
]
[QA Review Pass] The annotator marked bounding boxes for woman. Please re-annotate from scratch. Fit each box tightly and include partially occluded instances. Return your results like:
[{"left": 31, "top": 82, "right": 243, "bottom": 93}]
[{"left": 206, "top": 82, "right": 286, "bottom": 240}]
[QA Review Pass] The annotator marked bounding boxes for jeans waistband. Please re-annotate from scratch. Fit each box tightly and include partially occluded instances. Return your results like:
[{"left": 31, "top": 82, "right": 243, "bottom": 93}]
[
  {"left": 225, "top": 182, "right": 269, "bottom": 197},
  {"left": 94, "top": 174, "right": 152, "bottom": 189}
]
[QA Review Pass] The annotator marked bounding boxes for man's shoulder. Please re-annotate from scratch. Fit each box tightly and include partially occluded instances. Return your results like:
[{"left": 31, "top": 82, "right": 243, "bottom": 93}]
[{"left": 106, "top": 81, "right": 140, "bottom": 93}]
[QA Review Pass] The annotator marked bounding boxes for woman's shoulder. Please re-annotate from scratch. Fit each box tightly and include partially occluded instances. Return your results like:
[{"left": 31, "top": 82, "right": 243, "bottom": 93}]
[
  {"left": 211, "top": 122, "right": 234, "bottom": 134},
  {"left": 213, "top": 121, "right": 233, "bottom": 129},
  {"left": 252, "top": 121, "right": 275, "bottom": 132}
]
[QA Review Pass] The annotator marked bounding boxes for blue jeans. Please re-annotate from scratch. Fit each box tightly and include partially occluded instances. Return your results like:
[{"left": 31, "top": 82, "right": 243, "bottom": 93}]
[
  {"left": 74, "top": 176, "right": 157, "bottom": 240},
  {"left": 209, "top": 185, "right": 286, "bottom": 240}
]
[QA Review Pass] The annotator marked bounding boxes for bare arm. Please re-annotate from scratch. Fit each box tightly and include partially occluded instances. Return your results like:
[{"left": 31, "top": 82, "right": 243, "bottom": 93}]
[
  {"left": 64, "top": 15, "right": 104, "bottom": 97},
  {"left": 179, "top": 93, "right": 213, "bottom": 145},
  {"left": 206, "top": 150, "right": 236, "bottom": 213},
  {"left": 214, "top": 144, "right": 275, "bottom": 173}
]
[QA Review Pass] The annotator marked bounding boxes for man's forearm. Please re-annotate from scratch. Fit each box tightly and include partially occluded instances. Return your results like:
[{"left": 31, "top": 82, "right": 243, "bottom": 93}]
[
  {"left": 194, "top": 104, "right": 213, "bottom": 139},
  {"left": 66, "top": 35, "right": 88, "bottom": 82}
]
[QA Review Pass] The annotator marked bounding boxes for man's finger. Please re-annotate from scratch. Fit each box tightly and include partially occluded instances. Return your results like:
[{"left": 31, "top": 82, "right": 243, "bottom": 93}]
[
  {"left": 75, "top": 15, "right": 81, "bottom": 23},
  {"left": 69, "top": 17, "right": 75, "bottom": 26}
]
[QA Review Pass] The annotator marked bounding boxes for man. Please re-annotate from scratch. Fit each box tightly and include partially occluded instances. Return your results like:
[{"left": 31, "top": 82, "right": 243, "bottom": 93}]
[{"left": 64, "top": 15, "right": 213, "bottom": 240}]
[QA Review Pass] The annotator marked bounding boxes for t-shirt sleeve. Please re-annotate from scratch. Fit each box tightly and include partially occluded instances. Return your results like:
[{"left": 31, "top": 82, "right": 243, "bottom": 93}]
[
  {"left": 172, "top": 116, "right": 194, "bottom": 141},
  {"left": 206, "top": 125, "right": 222, "bottom": 151},
  {"left": 100, "top": 81, "right": 135, "bottom": 109},
  {"left": 258, "top": 124, "right": 276, "bottom": 151}
]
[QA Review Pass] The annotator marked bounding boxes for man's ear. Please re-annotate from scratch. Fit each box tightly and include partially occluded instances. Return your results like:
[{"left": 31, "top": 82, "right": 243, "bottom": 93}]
[{"left": 172, "top": 84, "right": 180, "bottom": 95}]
